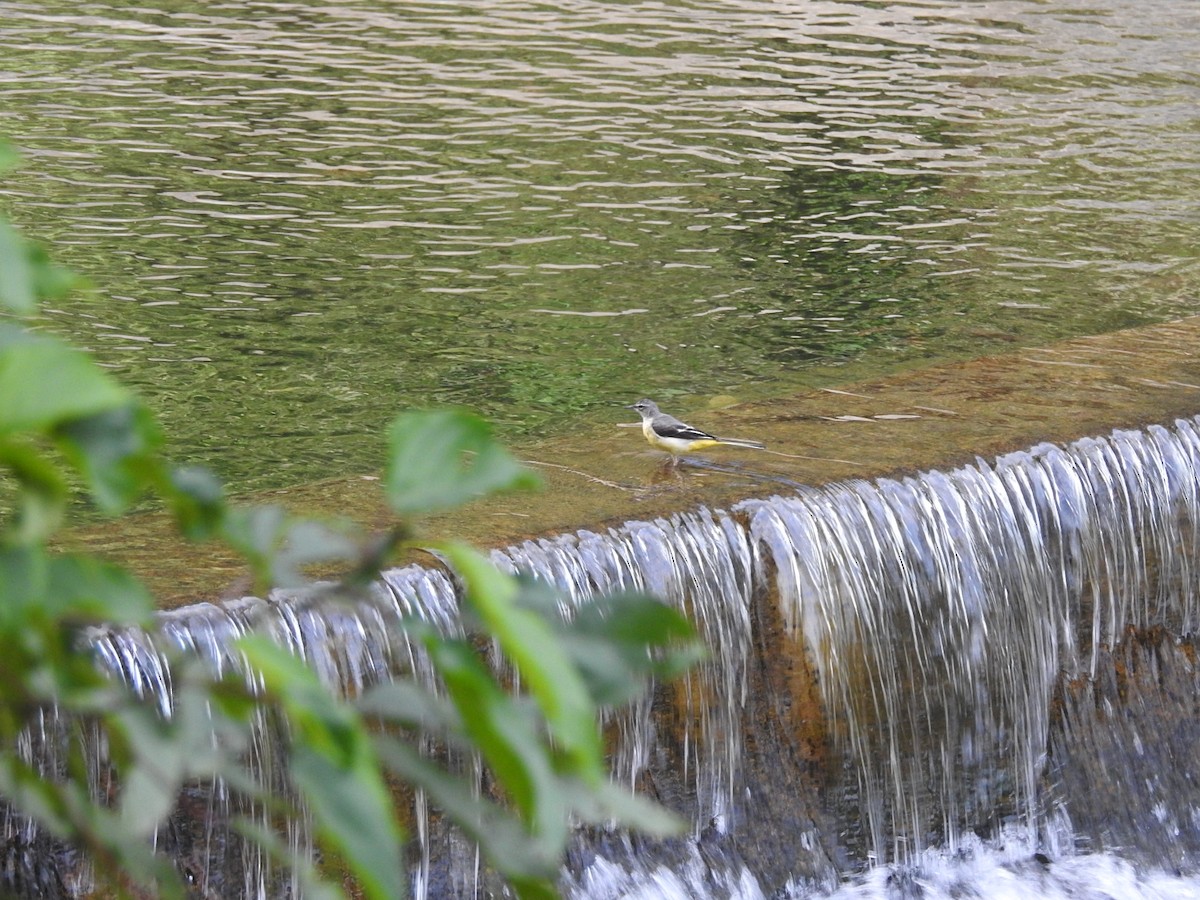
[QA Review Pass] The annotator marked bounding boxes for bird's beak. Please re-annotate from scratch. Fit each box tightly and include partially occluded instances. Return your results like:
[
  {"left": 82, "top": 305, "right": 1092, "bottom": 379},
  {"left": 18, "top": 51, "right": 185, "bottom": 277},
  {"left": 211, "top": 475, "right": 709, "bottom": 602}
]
[{"left": 625, "top": 404, "right": 638, "bottom": 410}]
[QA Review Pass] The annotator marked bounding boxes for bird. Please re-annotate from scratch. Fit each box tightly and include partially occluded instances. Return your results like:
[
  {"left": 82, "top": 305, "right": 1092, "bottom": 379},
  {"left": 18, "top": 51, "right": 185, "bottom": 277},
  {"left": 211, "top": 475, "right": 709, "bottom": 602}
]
[{"left": 626, "top": 399, "right": 765, "bottom": 461}]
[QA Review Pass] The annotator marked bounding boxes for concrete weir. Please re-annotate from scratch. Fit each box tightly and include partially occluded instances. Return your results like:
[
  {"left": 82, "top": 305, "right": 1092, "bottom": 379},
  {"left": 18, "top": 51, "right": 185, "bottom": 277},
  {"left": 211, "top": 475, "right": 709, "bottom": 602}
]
[
  {"left": 75, "top": 315, "right": 1200, "bottom": 610},
  {"left": 30, "top": 317, "right": 1200, "bottom": 897}
]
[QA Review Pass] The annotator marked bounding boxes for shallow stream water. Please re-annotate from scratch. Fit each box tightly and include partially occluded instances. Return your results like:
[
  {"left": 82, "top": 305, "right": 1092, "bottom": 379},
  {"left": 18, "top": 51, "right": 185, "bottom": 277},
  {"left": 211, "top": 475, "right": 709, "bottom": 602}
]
[{"left": 1, "top": 0, "right": 1197, "bottom": 491}]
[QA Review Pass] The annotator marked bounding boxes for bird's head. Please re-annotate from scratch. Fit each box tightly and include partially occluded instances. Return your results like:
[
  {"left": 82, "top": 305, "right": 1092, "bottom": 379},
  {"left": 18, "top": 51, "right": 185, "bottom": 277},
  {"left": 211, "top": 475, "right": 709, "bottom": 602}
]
[{"left": 626, "top": 399, "right": 660, "bottom": 416}]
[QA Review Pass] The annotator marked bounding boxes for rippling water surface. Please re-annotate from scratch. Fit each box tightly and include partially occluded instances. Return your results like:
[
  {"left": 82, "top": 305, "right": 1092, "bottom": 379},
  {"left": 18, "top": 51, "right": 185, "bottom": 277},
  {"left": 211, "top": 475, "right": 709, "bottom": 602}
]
[{"left": 1, "top": 0, "right": 1197, "bottom": 491}]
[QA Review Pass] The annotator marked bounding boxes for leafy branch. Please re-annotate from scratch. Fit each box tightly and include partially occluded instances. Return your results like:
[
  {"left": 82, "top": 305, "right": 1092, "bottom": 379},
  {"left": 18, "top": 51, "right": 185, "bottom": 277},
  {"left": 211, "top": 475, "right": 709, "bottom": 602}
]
[{"left": 0, "top": 145, "right": 702, "bottom": 898}]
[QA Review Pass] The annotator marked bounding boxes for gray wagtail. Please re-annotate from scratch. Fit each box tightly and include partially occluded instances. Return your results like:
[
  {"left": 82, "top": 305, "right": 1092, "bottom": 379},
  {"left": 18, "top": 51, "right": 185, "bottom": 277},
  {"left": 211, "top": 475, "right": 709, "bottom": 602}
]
[{"left": 627, "top": 399, "right": 765, "bottom": 460}]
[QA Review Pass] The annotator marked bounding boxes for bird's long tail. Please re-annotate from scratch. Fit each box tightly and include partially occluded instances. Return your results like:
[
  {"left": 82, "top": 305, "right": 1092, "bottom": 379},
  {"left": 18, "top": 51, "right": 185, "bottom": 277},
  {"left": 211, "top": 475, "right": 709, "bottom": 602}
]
[{"left": 715, "top": 436, "right": 766, "bottom": 450}]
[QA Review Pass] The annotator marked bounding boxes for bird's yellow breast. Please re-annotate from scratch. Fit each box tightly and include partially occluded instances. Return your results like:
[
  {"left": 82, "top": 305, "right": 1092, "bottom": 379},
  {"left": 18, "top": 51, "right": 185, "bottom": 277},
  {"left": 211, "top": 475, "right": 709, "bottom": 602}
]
[{"left": 642, "top": 420, "right": 718, "bottom": 454}]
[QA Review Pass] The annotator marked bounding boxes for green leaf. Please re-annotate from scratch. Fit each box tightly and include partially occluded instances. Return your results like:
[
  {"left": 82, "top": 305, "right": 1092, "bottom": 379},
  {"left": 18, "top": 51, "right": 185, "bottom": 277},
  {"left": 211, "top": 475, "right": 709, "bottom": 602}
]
[
  {"left": 220, "top": 504, "right": 287, "bottom": 584},
  {"left": 385, "top": 409, "right": 539, "bottom": 515},
  {"left": 111, "top": 706, "right": 187, "bottom": 839},
  {"left": 274, "top": 519, "right": 361, "bottom": 587},
  {"left": 439, "top": 543, "right": 603, "bottom": 781},
  {"left": 0, "top": 221, "right": 36, "bottom": 314},
  {"left": 0, "top": 325, "right": 129, "bottom": 432},
  {"left": 0, "top": 753, "right": 185, "bottom": 898},
  {"left": 166, "top": 465, "right": 226, "bottom": 539},
  {"left": 45, "top": 553, "right": 153, "bottom": 624},
  {"left": 0, "top": 545, "right": 50, "bottom": 631},
  {"left": 425, "top": 636, "right": 567, "bottom": 849},
  {"left": 375, "top": 734, "right": 498, "bottom": 834},
  {"left": 237, "top": 636, "right": 351, "bottom": 744},
  {"left": 291, "top": 746, "right": 406, "bottom": 900},
  {"left": 0, "top": 437, "right": 69, "bottom": 544},
  {"left": 164, "top": 676, "right": 238, "bottom": 774},
  {"left": 375, "top": 734, "right": 561, "bottom": 889},
  {"left": 25, "top": 238, "right": 82, "bottom": 302},
  {"left": 54, "top": 403, "right": 163, "bottom": 513},
  {"left": 356, "top": 679, "right": 461, "bottom": 732},
  {"left": 566, "top": 593, "right": 706, "bottom": 704},
  {"left": 0, "top": 195, "right": 82, "bottom": 312},
  {"left": 0, "top": 755, "right": 72, "bottom": 836},
  {"left": 238, "top": 637, "right": 406, "bottom": 900},
  {"left": 557, "top": 634, "right": 643, "bottom": 707},
  {"left": 232, "top": 818, "right": 344, "bottom": 900},
  {"left": 220, "top": 507, "right": 358, "bottom": 589},
  {"left": 571, "top": 592, "right": 699, "bottom": 648},
  {"left": 564, "top": 779, "right": 686, "bottom": 837}
]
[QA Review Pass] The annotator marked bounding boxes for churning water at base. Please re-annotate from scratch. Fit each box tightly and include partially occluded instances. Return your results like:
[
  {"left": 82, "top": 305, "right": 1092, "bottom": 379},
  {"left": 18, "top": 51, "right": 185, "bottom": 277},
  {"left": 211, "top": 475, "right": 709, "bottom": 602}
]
[{"left": 9, "top": 417, "right": 1200, "bottom": 898}]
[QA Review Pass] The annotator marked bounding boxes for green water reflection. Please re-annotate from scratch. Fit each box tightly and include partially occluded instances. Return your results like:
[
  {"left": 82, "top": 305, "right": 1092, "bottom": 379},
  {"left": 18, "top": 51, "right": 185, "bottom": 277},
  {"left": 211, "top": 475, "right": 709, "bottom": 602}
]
[{"left": 1, "top": 0, "right": 1197, "bottom": 493}]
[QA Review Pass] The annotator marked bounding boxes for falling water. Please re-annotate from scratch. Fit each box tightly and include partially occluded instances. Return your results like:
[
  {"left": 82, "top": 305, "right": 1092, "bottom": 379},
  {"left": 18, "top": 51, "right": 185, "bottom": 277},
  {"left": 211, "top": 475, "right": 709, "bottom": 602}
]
[
  {"left": 493, "top": 510, "right": 756, "bottom": 834},
  {"left": 748, "top": 419, "right": 1200, "bottom": 868},
  {"left": 7, "top": 417, "right": 1200, "bottom": 897}
]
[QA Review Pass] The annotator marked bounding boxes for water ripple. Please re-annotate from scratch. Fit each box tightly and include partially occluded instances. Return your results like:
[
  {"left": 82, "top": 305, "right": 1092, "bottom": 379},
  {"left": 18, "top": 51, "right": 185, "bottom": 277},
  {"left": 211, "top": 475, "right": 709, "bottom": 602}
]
[{"left": 1, "top": 0, "right": 1197, "bottom": 489}]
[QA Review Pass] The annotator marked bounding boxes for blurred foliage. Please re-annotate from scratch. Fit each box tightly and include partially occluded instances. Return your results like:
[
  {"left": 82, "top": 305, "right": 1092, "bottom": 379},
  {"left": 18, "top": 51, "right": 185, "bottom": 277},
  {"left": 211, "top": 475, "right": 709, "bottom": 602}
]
[{"left": 0, "top": 146, "right": 702, "bottom": 899}]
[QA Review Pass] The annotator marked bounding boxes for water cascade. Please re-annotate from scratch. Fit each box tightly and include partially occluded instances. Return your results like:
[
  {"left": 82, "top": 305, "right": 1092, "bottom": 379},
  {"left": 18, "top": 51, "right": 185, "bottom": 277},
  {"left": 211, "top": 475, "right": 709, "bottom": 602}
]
[
  {"left": 747, "top": 421, "right": 1200, "bottom": 872},
  {"left": 7, "top": 417, "right": 1200, "bottom": 898}
]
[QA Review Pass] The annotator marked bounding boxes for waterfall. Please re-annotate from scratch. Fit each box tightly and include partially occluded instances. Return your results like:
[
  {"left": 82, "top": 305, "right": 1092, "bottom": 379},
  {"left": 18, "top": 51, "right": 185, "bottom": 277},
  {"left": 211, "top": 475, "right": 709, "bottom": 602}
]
[
  {"left": 747, "top": 419, "right": 1200, "bottom": 867},
  {"left": 493, "top": 511, "right": 756, "bottom": 834},
  {"left": 7, "top": 417, "right": 1200, "bottom": 897}
]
